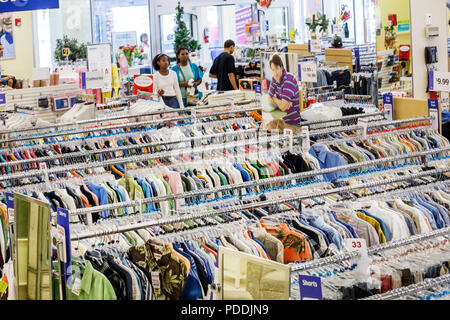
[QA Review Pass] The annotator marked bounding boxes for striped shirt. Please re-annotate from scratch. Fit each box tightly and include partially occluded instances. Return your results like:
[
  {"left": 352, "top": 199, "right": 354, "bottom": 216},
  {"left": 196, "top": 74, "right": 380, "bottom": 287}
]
[{"left": 268, "top": 70, "right": 301, "bottom": 125}]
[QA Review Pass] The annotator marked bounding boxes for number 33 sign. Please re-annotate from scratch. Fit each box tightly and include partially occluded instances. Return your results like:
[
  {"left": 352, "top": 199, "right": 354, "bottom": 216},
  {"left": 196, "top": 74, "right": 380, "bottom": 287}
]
[{"left": 343, "top": 238, "right": 370, "bottom": 281}]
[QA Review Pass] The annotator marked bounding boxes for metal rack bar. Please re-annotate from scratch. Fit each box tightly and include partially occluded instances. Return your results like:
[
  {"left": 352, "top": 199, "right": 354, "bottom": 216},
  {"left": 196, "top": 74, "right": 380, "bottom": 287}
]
[
  {"left": 68, "top": 167, "right": 450, "bottom": 241},
  {"left": 66, "top": 145, "right": 450, "bottom": 217},
  {"left": 298, "top": 110, "right": 386, "bottom": 127},
  {"left": 0, "top": 133, "right": 289, "bottom": 183},
  {"left": 0, "top": 100, "right": 258, "bottom": 136},
  {"left": 0, "top": 105, "right": 261, "bottom": 144},
  {"left": 0, "top": 127, "right": 261, "bottom": 168},
  {"left": 361, "top": 274, "right": 450, "bottom": 300}
]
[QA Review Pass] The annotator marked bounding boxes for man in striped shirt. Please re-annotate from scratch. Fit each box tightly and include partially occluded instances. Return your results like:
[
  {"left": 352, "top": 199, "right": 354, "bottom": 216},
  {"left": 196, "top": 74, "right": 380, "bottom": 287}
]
[{"left": 266, "top": 54, "right": 301, "bottom": 132}]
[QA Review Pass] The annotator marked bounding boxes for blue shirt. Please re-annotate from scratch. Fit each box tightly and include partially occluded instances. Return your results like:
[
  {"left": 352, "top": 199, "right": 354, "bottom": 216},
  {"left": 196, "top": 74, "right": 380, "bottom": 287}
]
[
  {"left": 303, "top": 213, "right": 343, "bottom": 250},
  {"left": 330, "top": 211, "right": 359, "bottom": 238},
  {"left": 420, "top": 195, "right": 450, "bottom": 227},
  {"left": 173, "top": 244, "right": 203, "bottom": 300},
  {"left": 308, "top": 145, "right": 349, "bottom": 181},
  {"left": 86, "top": 182, "right": 110, "bottom": 218},
  {"left": 300, "top": 217, "right": 330, "bottom": 247},
  {"left": 415, "top": 198, "right": 445, "bottom": 229},
  {"left": 411, "top": 199, "right": 438, "bottom": 230}
]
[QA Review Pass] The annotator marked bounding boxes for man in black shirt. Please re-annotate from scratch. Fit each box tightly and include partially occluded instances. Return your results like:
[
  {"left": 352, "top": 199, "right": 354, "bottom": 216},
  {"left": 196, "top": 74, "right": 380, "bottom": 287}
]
[{"left": 209, "top": 39, "right": 238, "bottom": 91}]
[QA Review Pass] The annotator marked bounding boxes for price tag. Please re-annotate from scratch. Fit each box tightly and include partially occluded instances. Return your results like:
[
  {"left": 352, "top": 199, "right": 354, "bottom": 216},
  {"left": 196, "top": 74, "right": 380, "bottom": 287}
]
[
  {"left": 358, "top": 118, "right": 369, "bottom": 138},
  {"left": 71, "top": 277, "right": 81, "bottom": 296},
  {"left": 428, "top": 99, "right": 440, "bottom": 133},
  {"left": 81, "top": 71, "right": 105, "bottom": 90},
  {"left": 299, "top": 62, "right": 317, "bottom": 83},
  {"left": 298, "top": 275, "right": 322, "bottom": 300},
  {"left": 343, "top": 238, "right": 370, "bottom": 281},
  {"left": 309, "top": 39, "right": 321, "bottom": 53},
  {"left": 267, "top": 34, "right": 278, "bottom": 47},
  {"left": 254, "top": 84, "right": 261, "bottom": 95},
  {"left": 300, "top": 126, "right": 310, "bottom": 152},
  {"left": 151, "top": 271, "right": 161, "bottom": 290},
  {"left": 429, "top": 70, "right": 450, "bottom": 92}
]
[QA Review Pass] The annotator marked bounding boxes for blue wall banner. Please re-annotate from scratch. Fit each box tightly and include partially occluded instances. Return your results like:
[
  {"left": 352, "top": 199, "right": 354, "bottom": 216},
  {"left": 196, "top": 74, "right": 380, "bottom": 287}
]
[{"left": 0, "top": 0, "right": 59, "bottom": 13}]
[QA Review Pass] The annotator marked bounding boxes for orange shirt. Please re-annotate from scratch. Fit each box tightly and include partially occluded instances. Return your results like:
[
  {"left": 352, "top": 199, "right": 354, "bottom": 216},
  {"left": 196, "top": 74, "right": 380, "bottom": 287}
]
[{"left": 261, "top": 222, "right": 311, "bottom": 264}]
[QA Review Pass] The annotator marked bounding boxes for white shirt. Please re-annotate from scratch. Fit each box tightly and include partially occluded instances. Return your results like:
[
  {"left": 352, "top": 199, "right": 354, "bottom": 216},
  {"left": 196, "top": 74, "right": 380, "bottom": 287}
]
[{"left": 153, "top": 70, "right": 184, "bottom": 108}]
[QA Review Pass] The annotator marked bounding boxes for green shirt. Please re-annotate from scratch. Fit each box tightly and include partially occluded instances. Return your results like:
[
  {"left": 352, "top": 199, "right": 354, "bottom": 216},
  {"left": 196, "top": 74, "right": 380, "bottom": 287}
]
[
  {"left": 179, "top": 64, "right": 195, "bottom": 99},
  {"left": 54, "top": 260, "right": 117, "bottom": 300}
]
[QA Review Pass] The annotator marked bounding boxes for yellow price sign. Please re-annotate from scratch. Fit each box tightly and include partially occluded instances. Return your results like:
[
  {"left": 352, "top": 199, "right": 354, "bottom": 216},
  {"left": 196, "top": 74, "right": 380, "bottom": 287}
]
[{"left": 62, "top": 48, "right": 71, "bottom": 57}]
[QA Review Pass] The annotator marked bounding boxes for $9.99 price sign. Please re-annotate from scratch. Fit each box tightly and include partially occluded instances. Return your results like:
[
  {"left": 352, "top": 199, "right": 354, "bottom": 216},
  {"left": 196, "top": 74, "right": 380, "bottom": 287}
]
[{"left": 429, "top": 70, "right": 450, "bottom": 92}]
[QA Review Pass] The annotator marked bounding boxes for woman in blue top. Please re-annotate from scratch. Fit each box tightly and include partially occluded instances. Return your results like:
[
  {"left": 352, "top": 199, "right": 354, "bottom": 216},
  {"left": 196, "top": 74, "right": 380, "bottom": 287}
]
[{"left": 172, "top": 47, "right": 203, "bottom": 106}]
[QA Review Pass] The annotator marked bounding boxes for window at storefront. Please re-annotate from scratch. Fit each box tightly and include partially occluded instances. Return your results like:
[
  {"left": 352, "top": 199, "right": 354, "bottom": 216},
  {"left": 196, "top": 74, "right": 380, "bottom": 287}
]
[
  {"left": 265, "top": 7, "right": 289, "bottom": 41},
  {"left": 159, "top": 13, "right": 198, "bottom": 56},
  {"left": 34, "top": 0, "right": 92, "bottom": 68},
  {"left": 92, "top": 0, "right": 150, "bottom": 58}
]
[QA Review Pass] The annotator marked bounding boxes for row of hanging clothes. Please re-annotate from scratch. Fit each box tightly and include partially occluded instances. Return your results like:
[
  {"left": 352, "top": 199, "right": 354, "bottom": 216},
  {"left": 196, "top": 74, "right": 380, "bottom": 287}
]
[
  {"left": 290, "top": 225, "right": 450, "bottom": 300},
  {"left": 310, "top": 66, "right": 352, "bottom": 94},
  {"left": 0, "top": 111, "right": 53, "bottom": 133},
  {"left": 0, "top": 116, "right": 259, "bottom": 179}
]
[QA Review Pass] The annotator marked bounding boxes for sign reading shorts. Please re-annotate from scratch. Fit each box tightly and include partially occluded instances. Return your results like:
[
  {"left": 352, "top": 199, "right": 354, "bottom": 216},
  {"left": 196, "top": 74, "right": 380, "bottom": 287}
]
[
  {"left": 0, "top": 0, "right": 60, "bottom": 13},
  {"left": 133, "top": 74, "right": 154, "bottom": 95}
]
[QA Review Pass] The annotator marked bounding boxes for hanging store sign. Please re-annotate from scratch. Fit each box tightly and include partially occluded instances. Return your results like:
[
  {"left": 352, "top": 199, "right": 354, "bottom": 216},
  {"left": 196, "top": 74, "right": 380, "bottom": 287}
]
[
  {"left": 57, "top": 208, "right": 72, "bottom": 287},
  {"left": 80, "top": 71, "right": 104, "bottom": 90},
  {"left": 429, "top": 70, "right": 450, "bottom": 92},
  {"left": 0, "top": 0, "right": 60, "bottom": 13},
  {"left": 299, "top": 62, "right": 317, "bottom": 83},
  {"left": 308, "top": 39, "right": 321, "bottom": 53}
]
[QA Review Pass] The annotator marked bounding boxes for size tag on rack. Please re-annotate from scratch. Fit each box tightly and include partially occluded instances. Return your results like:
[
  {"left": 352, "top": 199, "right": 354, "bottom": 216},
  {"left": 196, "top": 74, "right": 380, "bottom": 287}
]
[
  {"left": 262, "top": 79, "right": 268, "bottom": 91},
  {"left": 6, "top": 193, "right": 14, "bottom": 224},
  {"left": 283, "top": 128, "right": 293, "bottom": 152},
  {"left": 300, "top": 126, "right": 310, "bottom": 152},
  {"left": 39, "top": 162, "right": 51, "bottom": 189},
  {"left": 151, "top": 271, "right": 161, "bottom": 290},
  {"left": 343, "top": 238, "right": 370, "bottom": 282},
  {"left": 382, "top": 93, "right": 394, "bottom": 121},
  {"left": 428, "top": 99, "right": 440, "bottom": 133},
  {"left": 56, "top": 225, "right": 67, "bottom": 263},
  {"left": 429, "top": 70, "right": 450, "bottom": 92},
  {"left": 298, "top": 275, "right": 322, "bottom": 300},
  {"left": 358, "top": 118, "right": 368, "bottom": 138}
]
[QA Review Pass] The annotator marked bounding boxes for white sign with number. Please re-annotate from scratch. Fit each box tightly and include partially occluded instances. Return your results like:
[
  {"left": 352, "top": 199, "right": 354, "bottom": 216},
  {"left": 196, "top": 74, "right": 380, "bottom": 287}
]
[
  {"left": 358, "top": 118, "right": 369, "bottom": 138},
  {"left": 300, "top": 126, "right": 310, "bottom": 152},
  {"left": 309, "top": 39, "right": 321, "bottom": 53},
  {"left": 343, "top": 238, "right": 370, "bottom": 282},
  {"left": 430, "top": 71, "right": 450, "bottom": 92},
  {"left": 300, "top": 62, "right": 317, "bottom": 83}
]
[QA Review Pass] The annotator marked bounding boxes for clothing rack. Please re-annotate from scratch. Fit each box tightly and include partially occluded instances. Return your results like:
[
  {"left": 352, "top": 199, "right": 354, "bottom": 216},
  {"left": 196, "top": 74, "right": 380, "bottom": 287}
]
[
  {"left": 68, "top": 166, "right": 450, "bottom": 242},
  {"left": 0, "top": 99, "right": 258, "bottom": 136},
  {"left": 305, "top": 115, "right": 433, "bottom": 137},
  {"left": 0, "top": 127, "right": 261, "bottom": 169},
  {"left": 63, "top": 145, "right": 450, "bottom": 217},
  {"left": 360, "top": 274, "right": 450, "bottom": 300},
  {"left": 344, "top": 94, "right": 373, "bottom": 102},
  {"left": 298, "top": 110, "right": 386, "bottom": 128},
  {"left": 0, "top": 105, "right": 261, "bottom": 145},
  {"left": 0, "top": 133, "right": 291, "bottom": 183},
  {"left": 290, "top": 227, "right": 450, "bottom": 274}
]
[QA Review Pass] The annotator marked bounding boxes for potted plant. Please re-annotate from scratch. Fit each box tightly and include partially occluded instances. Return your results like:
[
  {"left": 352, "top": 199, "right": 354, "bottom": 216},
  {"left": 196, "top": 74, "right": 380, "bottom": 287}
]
[
  {"left": 174, "top": 2, "right": 202, "bottom": 54},
  {"left": 305, "top": 14, "right": 319, "bottom": 39},
  {"left": 318, "top": 12, "right": 330, "bottom": 37},
  {"left": 54, "top": 35, "right": 87, "bottom": 65}
]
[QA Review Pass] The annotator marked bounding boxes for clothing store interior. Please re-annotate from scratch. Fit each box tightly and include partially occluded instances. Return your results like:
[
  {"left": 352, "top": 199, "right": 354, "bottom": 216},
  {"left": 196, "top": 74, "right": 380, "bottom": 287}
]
[{"left": 1, "top": 0, "right": 450, "bottom": 303}]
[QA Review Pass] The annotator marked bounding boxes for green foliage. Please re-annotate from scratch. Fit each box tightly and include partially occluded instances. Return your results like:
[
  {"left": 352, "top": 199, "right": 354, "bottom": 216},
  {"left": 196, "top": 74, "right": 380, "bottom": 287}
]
[
  {"left": 174, "top": 2, "right": 202, "bottom": 53},
  {"left": 306, "top": 12, "right": 329, "bottom": 34},
  {"left": 54, "top": 35, "right": 87, "bottom": 65}
]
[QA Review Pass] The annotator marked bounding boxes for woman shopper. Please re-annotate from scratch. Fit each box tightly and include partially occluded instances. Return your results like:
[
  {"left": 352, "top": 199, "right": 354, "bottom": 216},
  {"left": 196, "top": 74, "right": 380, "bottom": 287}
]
[
  {"left": 152, "top": 53, "right": 184, "bottom": 109},
  {"left": 171, "top": 47, "right": 203, "bottom": 106}
]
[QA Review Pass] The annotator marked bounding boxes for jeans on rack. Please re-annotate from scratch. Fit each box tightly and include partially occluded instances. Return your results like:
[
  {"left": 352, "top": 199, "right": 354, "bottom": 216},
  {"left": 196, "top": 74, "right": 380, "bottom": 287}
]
[{"left": 162, "top": 96, "right": 180, "bottom": 109}]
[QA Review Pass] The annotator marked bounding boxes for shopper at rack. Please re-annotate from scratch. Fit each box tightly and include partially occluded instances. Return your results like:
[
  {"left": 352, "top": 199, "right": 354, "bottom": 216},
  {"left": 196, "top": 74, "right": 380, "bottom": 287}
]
[
  {"left": 209, "top": 40, "right": 238, "bottom": 91},
  {"left": 152, "top": 53, "right": 184, "bottom": 109},
  {"left": 172, "top": 46, "right": 203, "bottom": 106},
  {"left": 265, "top": 54, "right": 301, "bottom": 133}
]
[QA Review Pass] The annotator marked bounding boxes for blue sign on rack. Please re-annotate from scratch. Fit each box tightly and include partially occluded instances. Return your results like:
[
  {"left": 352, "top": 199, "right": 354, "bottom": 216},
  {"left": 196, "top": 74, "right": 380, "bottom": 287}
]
[
  {"left": 0, "top": 93, "right": 6, "bottom": 105},
  {"left": 354, "top": 47, "right": 361, "bottom": 73},
  {"left": 0, "top": 0, "right": 59, "bottom": 13},
  {"left": 299, "top": 275, "right": 322, "bottom": 300},
  {"left": 57, "top": 207, "right": 72, "bottom": 286}
]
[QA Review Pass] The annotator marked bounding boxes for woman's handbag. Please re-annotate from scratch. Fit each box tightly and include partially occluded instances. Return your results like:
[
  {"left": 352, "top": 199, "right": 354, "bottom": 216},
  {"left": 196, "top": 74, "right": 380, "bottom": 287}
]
[{"left": 178, "top": 64, "right": 199, "bottom": 106}]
